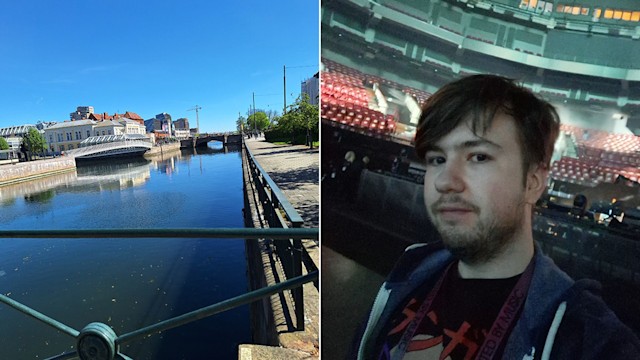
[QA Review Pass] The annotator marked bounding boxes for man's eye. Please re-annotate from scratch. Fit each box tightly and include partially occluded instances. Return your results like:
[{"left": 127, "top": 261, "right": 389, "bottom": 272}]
[
  {"left": 426, "top": 156, "right": 445, "bottom": 165},
  {"left": 470, "top": 154, "right": 490, "bottom": 162}
]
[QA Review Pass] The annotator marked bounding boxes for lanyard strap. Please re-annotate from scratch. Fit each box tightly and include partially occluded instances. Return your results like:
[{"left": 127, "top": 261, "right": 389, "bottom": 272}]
[
  {"left": 391, "top": 258, "right": 535, "bottom": 360},
  {"left": 392, "top": 262, "right": 454, "bottom": 360},
  {"left": 475, "top": 258, "right": 535, "bottom": 360}
]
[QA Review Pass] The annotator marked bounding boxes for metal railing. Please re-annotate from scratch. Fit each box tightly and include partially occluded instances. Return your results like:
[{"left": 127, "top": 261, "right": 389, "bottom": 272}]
[
  {"left": 64, "top": 140, "right": 152, "bottom": 158},
  {"left": 0, "top": 228, "right": 318, "bottom": 360},
  {"left": 243, "top": 141, "right": 317, "bottom": 332}
]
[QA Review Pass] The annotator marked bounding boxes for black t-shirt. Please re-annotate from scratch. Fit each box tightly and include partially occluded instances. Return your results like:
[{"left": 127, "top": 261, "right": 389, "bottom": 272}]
[{"left": 380, "top": 264, "right": 522, "bottom": 360}]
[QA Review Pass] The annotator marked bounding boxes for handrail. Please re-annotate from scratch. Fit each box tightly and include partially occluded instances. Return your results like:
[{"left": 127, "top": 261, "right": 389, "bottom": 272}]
[
  {"left": 0, "top": 227, "right": 318, "bottom": 239},
  {"left": 242, "top": 140, "right": 313, "bottom": 332},
  {"left": 0, "top": 227, "right": 319, "bottom": 360},
  {"left": 244, "top": 143, "right": 304, "bottom": 227}
]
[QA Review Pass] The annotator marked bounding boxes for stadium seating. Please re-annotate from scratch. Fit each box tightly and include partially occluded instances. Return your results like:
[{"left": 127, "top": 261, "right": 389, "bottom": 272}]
[
  {"left": 321, "top": 59, "right": 397, "bottom": 136},
  {"left": 552, "top": 124, "right": 640, "bottom": 185}
]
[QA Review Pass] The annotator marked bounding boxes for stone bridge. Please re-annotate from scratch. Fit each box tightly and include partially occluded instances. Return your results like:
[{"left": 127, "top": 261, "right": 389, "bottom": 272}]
[{"left": 180, "top": 133, "right": 243, "bottom": 148}]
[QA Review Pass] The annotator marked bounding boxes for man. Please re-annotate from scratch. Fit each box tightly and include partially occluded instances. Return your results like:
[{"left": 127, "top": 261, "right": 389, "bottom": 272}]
[{"left": 354, "top": 75, "right": 640, "bottom": 359}]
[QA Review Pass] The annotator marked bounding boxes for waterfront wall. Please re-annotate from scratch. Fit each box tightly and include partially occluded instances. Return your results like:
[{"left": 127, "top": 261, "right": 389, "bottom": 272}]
[
  {"left": 0, "top": 157, "right": 76, "bottom": 187},
  {"left": 144, "top": 143, "right": 181, "bottom": 157}
]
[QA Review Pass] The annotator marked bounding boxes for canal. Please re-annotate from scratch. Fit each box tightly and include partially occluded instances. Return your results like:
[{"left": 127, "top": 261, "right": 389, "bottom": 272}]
[{"left": 0, "top": 142, "right": 249, "bottom": 359}]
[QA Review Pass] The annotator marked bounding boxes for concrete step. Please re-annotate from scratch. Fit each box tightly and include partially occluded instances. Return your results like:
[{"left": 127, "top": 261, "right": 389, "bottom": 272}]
[{"left": 238, "top": 344, "right": 317, "bottom": 360}]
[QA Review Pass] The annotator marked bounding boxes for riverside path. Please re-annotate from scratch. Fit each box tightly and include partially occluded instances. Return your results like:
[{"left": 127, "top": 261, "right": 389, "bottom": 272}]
[
  {"left": 240, "top": 135, "right": 319, "bottom": 359},
  {"left": 244, "top": 137, "right": 319, "bottom": 228}
]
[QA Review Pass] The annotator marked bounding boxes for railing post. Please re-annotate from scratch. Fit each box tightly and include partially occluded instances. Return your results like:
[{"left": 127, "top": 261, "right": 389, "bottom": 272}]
[{"left": 292, "top": 223, "right": 304, "bottom": 331}]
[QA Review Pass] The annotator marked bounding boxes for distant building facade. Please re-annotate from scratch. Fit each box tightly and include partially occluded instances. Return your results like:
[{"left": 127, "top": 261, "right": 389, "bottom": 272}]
[
  {"left": 44, "top": 120, "right": 97, "bottom": 152},
  {"left": 70, "top": 106, "right": 95, "bottom": 121},
  {"left": 173, "top": 118, "right": 190, "bottom": 138},
  {"left": 173, "top": 129, "right": 191, "bottom": 139},
  {"left": 301, "top": 72, "right": 319, "bottom": 106},
  {"left": 93, "top": 120, "right": 124, "bottom": 137},
  {"left": 119, "top": 119, "right": 146, "bottom": 135},
  {"left": 70, "top": 106, "right": 144, "bottom": 126},
  {"left": 45, "top": 119, "right": 147, "bottom": 152},
  {"left": 174, "top": 118, "right": 189, "bottom": 130},
  {"left": 0, "top": 124, "right": 38, "bottom": 150},
  {"left": 122, "top": 111, "right": 145, "bottom": 126},
  {"left": 144, "top": 118, "right": 163, "bottom": 133},
  {"left": 152, "top": 113, "right": 173, "bottom": 137}
]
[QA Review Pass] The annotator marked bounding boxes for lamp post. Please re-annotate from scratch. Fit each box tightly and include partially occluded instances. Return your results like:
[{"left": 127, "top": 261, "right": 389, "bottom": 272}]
[{"left": 252, "top": 92, "right": 257, "bottom": 137}]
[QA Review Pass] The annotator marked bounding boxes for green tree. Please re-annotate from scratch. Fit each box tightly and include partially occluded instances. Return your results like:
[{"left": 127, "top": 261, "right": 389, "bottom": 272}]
[
  {"left": 246, "top": 111, "right": 270, "bottom": 132},
  {"left": 0, "top": 137, "right": 8, "bottom": 150},
  {"left": 22, "top": 128, "right": 47, "bottom": 160},
  {"left": 236, "top": 115, "right": 247, "bottom": 132},
  {"left": 269, "top": 93, "right": 318, "bottom": 146}
]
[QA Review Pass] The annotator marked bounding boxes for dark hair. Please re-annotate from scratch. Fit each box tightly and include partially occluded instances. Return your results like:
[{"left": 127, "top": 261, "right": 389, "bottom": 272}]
[{"left": 415, "top": 74, "right": 560, "bottom": 180}]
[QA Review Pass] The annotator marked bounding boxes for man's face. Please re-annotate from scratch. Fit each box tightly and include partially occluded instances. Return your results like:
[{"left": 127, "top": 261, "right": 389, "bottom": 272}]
[{"left": 423, "top": 113, "right": 534, "bottom": 264}]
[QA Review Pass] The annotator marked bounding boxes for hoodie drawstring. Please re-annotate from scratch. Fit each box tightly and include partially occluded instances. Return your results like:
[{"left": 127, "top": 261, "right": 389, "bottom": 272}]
[{"left": 541, "top": 301, "right": 567, "bottom": 360}]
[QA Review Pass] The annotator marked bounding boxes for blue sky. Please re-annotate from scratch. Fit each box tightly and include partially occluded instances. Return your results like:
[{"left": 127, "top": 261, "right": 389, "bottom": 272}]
[{"left": 0, "top": 1, "right": 318, "bottom": 132}]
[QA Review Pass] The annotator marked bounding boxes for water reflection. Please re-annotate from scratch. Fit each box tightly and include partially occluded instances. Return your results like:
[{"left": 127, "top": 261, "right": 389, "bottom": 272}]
[
  {"left": 0, "top": 142, "right": 249, "bottom": 359},
  {"left": 0, "top": 170, "right": 78, "bottom": 204}
]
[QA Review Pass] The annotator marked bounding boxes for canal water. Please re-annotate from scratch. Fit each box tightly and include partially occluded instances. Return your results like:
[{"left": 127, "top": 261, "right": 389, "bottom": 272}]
[{"left": 0, "top": 142, "right": 249, "bottom": 359}]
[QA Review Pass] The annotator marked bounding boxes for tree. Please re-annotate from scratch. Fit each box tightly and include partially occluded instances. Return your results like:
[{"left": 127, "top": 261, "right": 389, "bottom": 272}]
[
  {"left": 236, "top": 115, "right": 247, "bottom": 133},
  {"left": 0, "top": 137, "right": 8, "bottom": 150},
  {"left": 246, "top": 111, "right": 270, "bottom": 132},
  {"left": 265, "top": 93, "right": 319, "bottom": 145},
  {"left": 22, "top": 128, "right": 47, "bottom": 160},
  {"left": 265, "top": 109, "right": 279, "bottom": 124}
]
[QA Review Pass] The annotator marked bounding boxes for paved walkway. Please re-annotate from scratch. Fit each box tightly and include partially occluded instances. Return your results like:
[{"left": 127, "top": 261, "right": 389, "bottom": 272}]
[{"left": 244, "top": 137, "right": 319, "bottom": 228}]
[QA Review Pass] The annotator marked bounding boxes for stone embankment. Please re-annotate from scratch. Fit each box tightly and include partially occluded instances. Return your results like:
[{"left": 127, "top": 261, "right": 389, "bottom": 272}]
[
  {"left": 0, "top": 157, "right": 76, "bottom": 187},
  {"left": 144, "top": 143, "right": 181, "bottom": 157}
]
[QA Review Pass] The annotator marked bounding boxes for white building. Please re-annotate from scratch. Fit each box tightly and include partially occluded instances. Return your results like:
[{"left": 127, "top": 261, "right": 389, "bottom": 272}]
[
  {"left": 94, "top": 120, "right": 124, "bottom": 137},
  {"left": 301, "top": 72, "right": 319, "bottom": 106},
  {"left": 173, "top": 129, "right": 191, "bottom": 139},
  {"left": 44, "top": 119, "right": 149, "bottom": 153},
  {"left": 44, "top": 120, "right": 97, "bottom": 152},
  {"left": 119, "top": 118, "right": 146, "bottom": 135}
]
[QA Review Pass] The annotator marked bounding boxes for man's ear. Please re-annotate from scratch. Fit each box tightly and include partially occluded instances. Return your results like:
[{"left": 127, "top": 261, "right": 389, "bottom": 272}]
[{"left": 525, "top": 163, "right": 549, "bottom": 205}]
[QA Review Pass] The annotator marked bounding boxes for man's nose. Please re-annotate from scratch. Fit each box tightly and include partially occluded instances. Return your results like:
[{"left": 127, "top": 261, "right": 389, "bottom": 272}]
[{"left": 434, "top": 161, "right": 465, "bottom": 194}]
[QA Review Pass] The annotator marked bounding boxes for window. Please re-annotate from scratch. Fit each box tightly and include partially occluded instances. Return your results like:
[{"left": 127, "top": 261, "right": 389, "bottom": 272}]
[
  {"left": 87, "top": 130, "right": 91, "bottom": 138},
  {"left": 604, "top": 9, "right": 613, "bottom": 19},
  {"left": 632, "top": 12, "right": 640, "bottom": 21},
  {"left": 594, "top": 8, "right": 602, "bottom": 18},
  {"left": 622, "top": 11, "right": 631, "bottom": 21},
  {"left": 49, "top": 135, "right": 53, "bottom": 143},
  {"left": 60, "top": 145, "right": 65, "bottom": 151},
  {"left": 66, "top": 133, "right": 71, "bottom": 141},
  {"left": 613, "top": 10, "right": 622, "bottom": 19}
]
